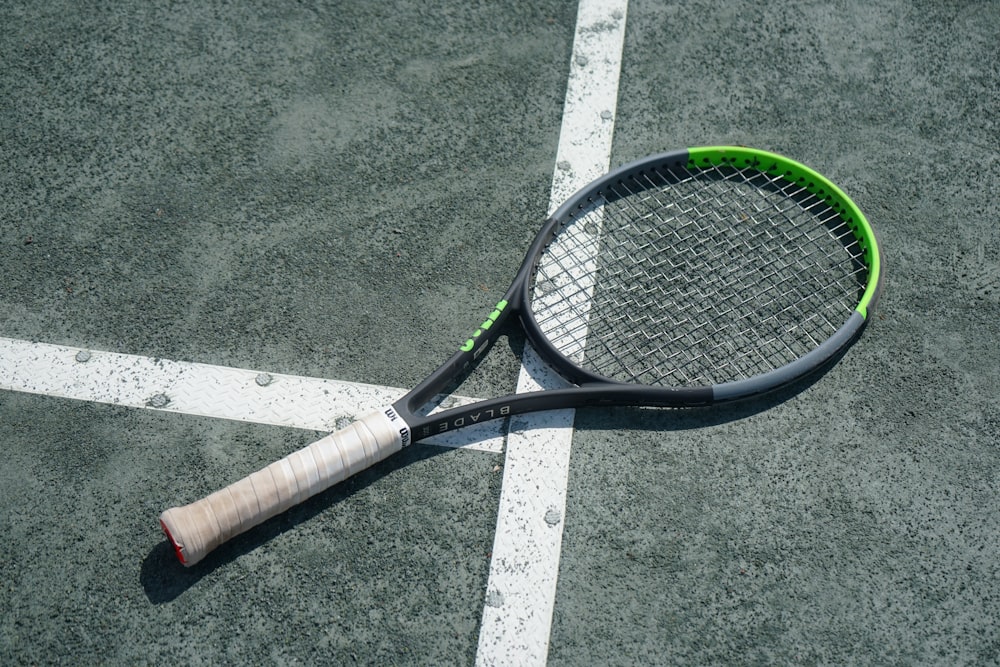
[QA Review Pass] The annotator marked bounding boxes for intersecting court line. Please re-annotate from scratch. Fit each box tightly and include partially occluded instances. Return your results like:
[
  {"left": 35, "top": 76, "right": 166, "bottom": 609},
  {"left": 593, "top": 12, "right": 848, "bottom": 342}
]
[{"left": 0, "top": 336, "right": 503, "bottom": 453}]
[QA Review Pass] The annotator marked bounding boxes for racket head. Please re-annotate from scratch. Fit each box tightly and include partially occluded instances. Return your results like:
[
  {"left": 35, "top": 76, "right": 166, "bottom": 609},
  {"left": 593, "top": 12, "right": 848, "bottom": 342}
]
[{"left": 516, "top": 146, "right": 883, "bottom": 404}]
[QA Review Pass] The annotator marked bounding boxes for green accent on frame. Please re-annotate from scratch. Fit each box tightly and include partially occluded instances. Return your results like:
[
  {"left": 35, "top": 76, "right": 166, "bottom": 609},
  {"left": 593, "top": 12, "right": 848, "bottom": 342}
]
[
  {"left": 459, "top": 299, "right": 509, "bottom": 352},
  {"left": 687, "top": 146, "right": 882, "bottom": 319}
]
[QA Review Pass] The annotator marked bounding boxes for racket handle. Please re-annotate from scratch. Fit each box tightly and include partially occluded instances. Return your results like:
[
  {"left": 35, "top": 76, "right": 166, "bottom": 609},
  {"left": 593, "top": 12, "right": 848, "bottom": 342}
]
[{"left": 159, "top": 408, "right": 408, "bottom": 567}]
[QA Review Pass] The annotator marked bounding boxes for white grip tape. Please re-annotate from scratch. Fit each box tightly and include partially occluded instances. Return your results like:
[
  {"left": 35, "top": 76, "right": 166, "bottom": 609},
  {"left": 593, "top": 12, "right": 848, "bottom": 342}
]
[{"left": 159, "top": 407, "right": 408, "bottom": 566}]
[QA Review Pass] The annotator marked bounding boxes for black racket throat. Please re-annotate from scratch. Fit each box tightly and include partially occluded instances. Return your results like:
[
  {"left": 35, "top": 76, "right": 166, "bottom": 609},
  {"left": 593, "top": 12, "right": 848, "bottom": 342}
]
[
  {"left": 395, "top": 332, "right": 715, "bottom": 445},
  {"left": 393, "top": 147, "right": 882, "bottom": 444}
]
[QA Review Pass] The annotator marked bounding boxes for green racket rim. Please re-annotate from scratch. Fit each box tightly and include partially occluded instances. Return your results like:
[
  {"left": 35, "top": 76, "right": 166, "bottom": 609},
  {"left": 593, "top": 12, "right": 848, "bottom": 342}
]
[{"left": 687, "top": 146, "right": 882, "bottom": 319}]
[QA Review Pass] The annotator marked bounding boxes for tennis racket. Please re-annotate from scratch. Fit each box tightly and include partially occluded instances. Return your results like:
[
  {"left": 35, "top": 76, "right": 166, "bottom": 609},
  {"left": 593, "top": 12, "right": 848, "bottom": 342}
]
[{"left": 159, "top": 146, "right": 883, "bottom": 566}]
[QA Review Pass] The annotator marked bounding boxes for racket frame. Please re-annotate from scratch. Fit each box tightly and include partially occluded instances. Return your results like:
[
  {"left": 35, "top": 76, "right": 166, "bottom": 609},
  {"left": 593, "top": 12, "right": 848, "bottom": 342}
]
[
  {"left": 396, "top": 147, "right": 883, "bottom": 439},
  {"left": 159, "top": 146, "right": 884, "bottom": 566}
]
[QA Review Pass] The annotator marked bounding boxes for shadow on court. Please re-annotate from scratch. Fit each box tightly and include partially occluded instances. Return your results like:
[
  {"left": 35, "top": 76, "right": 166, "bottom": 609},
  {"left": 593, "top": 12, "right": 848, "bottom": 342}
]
[{"left": 140, "top": 441, "right": 454, "bottom": 603}]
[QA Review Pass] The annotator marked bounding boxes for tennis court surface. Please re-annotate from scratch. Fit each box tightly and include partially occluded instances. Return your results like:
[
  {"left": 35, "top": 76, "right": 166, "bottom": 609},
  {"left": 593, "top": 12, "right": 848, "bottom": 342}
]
[{"left": 2, "top": 1, "right": 998, "bottom": 664}]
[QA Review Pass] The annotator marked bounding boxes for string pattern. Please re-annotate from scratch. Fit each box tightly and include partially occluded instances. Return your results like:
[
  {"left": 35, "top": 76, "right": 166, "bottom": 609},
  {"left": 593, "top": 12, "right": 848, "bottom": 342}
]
[{"left": 530, "top": 163, "right": 869, "bottom": 387}]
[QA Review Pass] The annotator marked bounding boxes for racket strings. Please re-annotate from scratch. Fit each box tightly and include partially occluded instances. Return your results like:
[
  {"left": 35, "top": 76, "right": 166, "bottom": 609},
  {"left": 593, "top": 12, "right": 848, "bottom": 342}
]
[
  {"left": 630, "top": 168, "right": 863, "bottom": 383},
  {"left": 530, "top": 161, "right": 870, "bottom": 386}
]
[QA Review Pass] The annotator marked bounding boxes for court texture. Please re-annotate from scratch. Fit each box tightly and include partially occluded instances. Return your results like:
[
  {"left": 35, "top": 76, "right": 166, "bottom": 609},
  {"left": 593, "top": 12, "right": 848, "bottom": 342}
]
[{"left": 1, "top": 1, "right": 998, "bottom": 664}]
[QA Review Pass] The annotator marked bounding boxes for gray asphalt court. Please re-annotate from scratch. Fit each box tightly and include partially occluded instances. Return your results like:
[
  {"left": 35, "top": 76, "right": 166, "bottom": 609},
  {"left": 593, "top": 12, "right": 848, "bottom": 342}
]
[{"left": 2, "top": 0, "right": 999, "bottom": 665}]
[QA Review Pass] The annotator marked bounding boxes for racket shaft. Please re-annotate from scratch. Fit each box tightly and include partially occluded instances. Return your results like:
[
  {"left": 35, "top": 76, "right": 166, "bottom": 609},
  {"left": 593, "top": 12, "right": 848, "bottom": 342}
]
[{"left": 159, "top": 408, "right": 407, "bottom": 566}]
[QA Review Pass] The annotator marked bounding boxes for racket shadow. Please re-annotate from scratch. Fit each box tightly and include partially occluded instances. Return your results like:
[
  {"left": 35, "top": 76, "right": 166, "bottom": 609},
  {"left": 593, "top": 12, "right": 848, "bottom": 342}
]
[
  {"left": 573, "top": 371, "right": 823, "bottom": 434},
  {"left": 572, "top": 332, "right": 866, "bottom": 434},
  {"left": 515, "top": 319, "right": 868, "bottom": 433},
  {"left": 141, "top": 320, "right": 867, "bottom": 598},
  {"left": 142, "top": 333, "right": 519, "bottom": 596},
  {"left": 139, "top": 441, "right": 451, "bottom": 603}
]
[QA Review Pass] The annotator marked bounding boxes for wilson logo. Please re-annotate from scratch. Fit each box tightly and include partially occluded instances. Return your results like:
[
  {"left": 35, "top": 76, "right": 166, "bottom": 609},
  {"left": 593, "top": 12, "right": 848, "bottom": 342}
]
[
  {"left": 383, "top": 406, "right": 411, "bottom": 448},
  {"left": 460, "top": 300, "right": 508, "bottom": 352}
]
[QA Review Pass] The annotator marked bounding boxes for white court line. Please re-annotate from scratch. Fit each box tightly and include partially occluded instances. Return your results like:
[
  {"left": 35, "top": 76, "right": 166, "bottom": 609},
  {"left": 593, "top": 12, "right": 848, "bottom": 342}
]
[
  {"left": 475, "top": 1, "right": 628, "bottom": 665},
  {"left": 0, "top": 336, "right": 503, "bottom": 453}
]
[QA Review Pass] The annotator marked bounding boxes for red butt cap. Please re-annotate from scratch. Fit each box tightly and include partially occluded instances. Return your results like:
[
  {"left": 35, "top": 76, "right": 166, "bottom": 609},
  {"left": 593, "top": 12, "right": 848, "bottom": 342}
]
[{"left": 159, "top": 519, "right": 188, "bottom": 565}]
